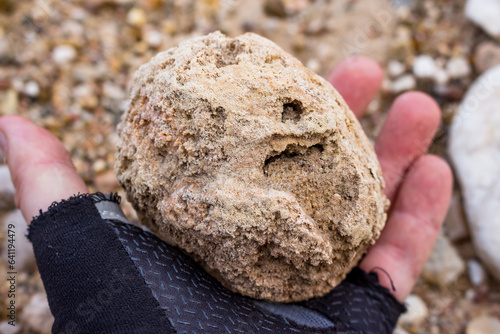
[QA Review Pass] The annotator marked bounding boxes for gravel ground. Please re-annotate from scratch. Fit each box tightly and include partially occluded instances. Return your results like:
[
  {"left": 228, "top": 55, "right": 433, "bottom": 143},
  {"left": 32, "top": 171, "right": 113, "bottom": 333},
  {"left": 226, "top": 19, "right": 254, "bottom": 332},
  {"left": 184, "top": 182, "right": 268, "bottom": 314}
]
[{"left": 1, "top": 0, "right": 499, "bottom": 333}]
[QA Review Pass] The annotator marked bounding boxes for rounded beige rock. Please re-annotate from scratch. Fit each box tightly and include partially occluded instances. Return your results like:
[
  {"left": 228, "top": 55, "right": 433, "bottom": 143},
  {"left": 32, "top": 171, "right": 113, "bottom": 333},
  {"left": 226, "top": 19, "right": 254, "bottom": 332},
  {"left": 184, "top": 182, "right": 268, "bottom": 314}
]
[{"left": 115, "top": 31, "right": 388, "bottom": 302}]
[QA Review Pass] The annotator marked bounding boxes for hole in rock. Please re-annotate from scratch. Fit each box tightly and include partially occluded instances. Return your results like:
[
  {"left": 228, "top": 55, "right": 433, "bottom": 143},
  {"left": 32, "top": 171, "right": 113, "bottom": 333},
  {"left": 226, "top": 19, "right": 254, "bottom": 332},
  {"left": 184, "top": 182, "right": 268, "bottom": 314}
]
[{"left": 282, "top": 100, "right": 303, "bottom": 123}]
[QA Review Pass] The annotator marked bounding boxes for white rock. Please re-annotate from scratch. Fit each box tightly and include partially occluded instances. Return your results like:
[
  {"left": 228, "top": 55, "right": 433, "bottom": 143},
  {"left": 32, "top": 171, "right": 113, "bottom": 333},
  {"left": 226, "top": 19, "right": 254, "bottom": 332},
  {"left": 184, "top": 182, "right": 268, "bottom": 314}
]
[
  {"left": 449, "top": 65, "right": 500, "bottom": 280},
  {"left": 145, "top": 30, "right": 162, "bottom": 48},
  {"left": 413, "top": 55, "right": 437, "bottom": 79},
  {"left": 0, "top": 165, "right": 15, "bottom": 211},
  {"left": 434, "top": 68, "right": 450, "bottom": 85},
  {"left": 127, "top": 7, "right": 147, "bottom": 28},
  {"left": 20, "top": 293, "right": 54, "bottom": 334},
  {"left": 11, "top": 78, "right": 24, "bottom": 92},
  {"left": 391, "top": 74, "right": 416, "bottom": 93},
  {"left": 306, "top": 59, "right": 320, "bottom": 73},
  {"left": 465, "top": 0, "right": 500, "bottom": 37},
  {"left": 1, "top": 210, "right": 36, "bottom": 272},
  {"left": 0, "top": 321, "right": 20, "bottom": 334},
  {"left": 468, "top": 259, "right": 487, "bottom": 286},
  {"left": 103, "top": 82, "right": 125, "bottom": 101},
  {"left": 52, "top": 45, "right": 77, "bottom": 65},
  {"left": 447, "top": 57, "right": 472, "bottom": 79},
  {"left": 467, "top": 316, "right": 500, "bottom": 334},
  {"left": 398, "top": 295, "right": 428, "bottom": 327},
  {"left": 24, "top": 81, "right": 40, "bottom": 98},
  {"left": 387, "top": 60, "right": 406, "bottom": 78},
  {"left": 465, "top": 288, "right": 476, "bottom": 300},
  {"left": 422, "top": 233, "right": 465, "bottom": 286}
]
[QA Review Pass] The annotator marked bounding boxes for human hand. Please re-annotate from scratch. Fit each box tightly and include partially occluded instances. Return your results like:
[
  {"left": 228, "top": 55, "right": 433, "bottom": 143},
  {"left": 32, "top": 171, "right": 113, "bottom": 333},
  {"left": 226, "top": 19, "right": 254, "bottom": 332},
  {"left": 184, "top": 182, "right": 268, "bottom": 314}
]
[
  {"left": 327, "top": 57, "right": 453, "bottom": 302},
  {"left": 0, "top": 56, "right": 452, "bottom": 333}
]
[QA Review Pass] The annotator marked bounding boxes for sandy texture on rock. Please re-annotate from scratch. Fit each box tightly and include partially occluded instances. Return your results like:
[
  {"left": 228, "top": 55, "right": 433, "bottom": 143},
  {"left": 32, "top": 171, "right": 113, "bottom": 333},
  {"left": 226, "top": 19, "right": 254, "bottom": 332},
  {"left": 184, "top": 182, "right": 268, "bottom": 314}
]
[{"left": 115, "top": 31, "right": 388, "bottom": 302}]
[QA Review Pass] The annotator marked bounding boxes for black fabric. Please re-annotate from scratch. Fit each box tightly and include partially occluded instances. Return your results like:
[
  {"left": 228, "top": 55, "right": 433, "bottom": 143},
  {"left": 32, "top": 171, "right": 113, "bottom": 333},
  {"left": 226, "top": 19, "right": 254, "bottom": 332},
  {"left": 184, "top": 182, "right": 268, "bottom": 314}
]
[
  {"left": 301, "top": 268, "right": 407, "bottom": 334},
  {"left": 28, "top": 193, "right": 406, "bottom": 334},
  {"left": 28, "top": 194, "right": 175, "bottom": 334},
  {"left": 108, "top": 219, "right": 334, "bottom": 334}
]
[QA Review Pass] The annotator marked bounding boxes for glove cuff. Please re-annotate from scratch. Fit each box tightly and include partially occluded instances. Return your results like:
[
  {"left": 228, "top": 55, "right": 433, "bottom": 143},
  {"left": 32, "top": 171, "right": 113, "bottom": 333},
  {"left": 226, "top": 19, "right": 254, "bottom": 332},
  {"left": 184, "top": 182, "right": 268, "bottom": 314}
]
[{"left": 28, "top": 193, "right": 174, "bottom": 334}]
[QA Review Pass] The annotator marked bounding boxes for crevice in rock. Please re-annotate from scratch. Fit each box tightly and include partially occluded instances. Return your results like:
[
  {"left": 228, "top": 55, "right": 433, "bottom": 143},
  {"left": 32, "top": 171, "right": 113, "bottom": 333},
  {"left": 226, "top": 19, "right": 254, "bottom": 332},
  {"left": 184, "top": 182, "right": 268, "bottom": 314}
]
[{"left": 263, "top": 143, "right": 324, "bottom": 176}]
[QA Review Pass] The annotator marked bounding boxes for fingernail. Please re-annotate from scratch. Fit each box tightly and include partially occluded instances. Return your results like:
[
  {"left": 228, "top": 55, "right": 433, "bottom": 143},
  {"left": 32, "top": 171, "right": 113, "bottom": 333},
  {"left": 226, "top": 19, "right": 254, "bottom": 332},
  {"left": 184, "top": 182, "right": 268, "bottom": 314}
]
[{"left": 0, "top": 130, "right": 6, "bottom": 164}]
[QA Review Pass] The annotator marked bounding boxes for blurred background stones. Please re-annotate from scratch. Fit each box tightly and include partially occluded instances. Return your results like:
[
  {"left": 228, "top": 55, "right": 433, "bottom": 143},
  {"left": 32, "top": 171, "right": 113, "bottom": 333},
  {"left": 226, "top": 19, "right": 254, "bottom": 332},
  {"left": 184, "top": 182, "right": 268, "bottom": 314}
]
[{"left": 0, "top": 0, "right": 500, "bottom": 332}]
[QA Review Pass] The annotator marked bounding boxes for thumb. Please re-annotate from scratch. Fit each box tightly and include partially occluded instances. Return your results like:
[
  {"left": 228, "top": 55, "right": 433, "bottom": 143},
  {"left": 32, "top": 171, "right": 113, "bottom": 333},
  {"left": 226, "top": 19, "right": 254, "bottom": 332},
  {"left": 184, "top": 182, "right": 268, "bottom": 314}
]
[{"left": 0, "top": 115, "right": 88, "bottom": 223}]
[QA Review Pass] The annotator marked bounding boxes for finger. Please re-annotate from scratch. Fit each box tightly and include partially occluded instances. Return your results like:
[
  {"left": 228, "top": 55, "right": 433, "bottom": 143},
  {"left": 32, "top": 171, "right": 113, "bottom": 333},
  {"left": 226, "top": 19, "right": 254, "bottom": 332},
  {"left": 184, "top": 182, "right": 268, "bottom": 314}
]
[
  {"left": 360, "top": 155, "right": 452, "bottom": 302},
  {"left": 375, "top": 92, "right": 441, "bottom": 202},
  {"left": 0, "top": 115, "right": 88, "bottom": 223},
  {"left": 328, "top": 56, "right": 384, "bottom": 118}
]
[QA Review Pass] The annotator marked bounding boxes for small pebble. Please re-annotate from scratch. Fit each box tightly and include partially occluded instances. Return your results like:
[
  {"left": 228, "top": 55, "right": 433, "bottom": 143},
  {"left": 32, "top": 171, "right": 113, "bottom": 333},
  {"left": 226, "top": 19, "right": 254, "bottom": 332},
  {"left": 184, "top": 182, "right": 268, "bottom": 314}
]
[
  {"left": 413, "top": 55, "right": 437, "bottom": 79},
  {"left": 127, "top": 7, "right": 147, "bottom": 28},
  {"left": 468, "top": 259, "right": 487, "bottom": 287},
  {"left": 474, "top": 42, "right": 500, "bottom": 74},
  {"left": 145, "top": 30, "right": 162, "bottom": 48},
  {"left": 52, "top": 45, "right": 77, "bottom": 65},
  {"left": 434, "top": 68, "right": 450, "bottom": 85},
  {"left": 387, "top": 60, "right": 406, "bottom": 78},
  {"left": 446, "top": 57, "right": 471, "bottom": 79},
  {"left": 0, "top": 321, "right": 20, "bottom": 334},
  {"left": 20, "top": 293, "right": 54, "bottom": 334},
  {"left": 1, "top": 210, "right": 36, "bottom": 271},
  {"left": 24, "top": 80, "right": 40, "bottom": 98},
  {"left": 0, "top": 165, "right": 15, "bottom": 211},
  {"left": 398, "top": 295, "right": 429, "bottom": 327},
  {"left": 422, "top": 233, "right": 465, "bottom": 286},
  {"left": 93, "top": 159, "right": 108, "bottom": 174},
  {"left": 306, "top": 59, "right": 320, "bottom": 73},
  {"left": 465, "top": 288, "right": 476, "bottom": 300},
  {"left": 466, "top": 315, "right": 500, "bottom": 334},
  {"left": 391, "top": 74, "right": 416, "bottom": 93}
]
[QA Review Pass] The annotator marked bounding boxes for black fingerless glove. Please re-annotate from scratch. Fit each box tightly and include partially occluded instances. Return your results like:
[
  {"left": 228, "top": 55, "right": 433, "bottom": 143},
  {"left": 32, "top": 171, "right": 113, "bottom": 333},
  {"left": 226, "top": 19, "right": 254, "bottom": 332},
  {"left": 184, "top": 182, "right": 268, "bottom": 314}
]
[{"left": 28, "top": 193, "right": 406, "bottom": 334}]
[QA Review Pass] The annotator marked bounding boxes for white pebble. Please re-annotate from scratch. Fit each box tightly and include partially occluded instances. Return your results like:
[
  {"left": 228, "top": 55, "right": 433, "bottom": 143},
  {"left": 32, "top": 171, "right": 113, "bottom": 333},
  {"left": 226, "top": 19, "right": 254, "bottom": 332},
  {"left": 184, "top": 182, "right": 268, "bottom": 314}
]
[
  {"left": 413, "top": 55, "right": 437, "bottom": 79},
  {"left": 24, "top": 80, "right": 40, "bottom": 98},
  {"left": 146, "top": 30, "right": 162, "bottom": 48},
  {"left": 0, "top": 321, "right": 20, "bottom": 334},
  {"left": 391, "top": 74, "right": 416, "bottom": 93},
  {"left": 466, "top": 315, "right": 500, "bottom": 334},
  {"left": 465, "top": 0, "right": 500, "bottom": 37},
  {"left": 306, "top": 59, "right": 320, "bottom": 73},
  {"left": 447, "top": 57, "right": 472, "bottom": 79},
  {"left": 127, "top": 7, "right": 147, "bottom": 28},
  {"left": 11, "top": 78, "right": 24, "bottom": 92},
  {"left": 465, "top": 288, "right": 476, "bottom": 300},
  {"left": 103, "top": 82, "right": 125, "bottom": 100},
  {"left": 0, "top": 165, "right": 15, "bottom": 211},
  {"left": 52, "top": 45, "right": 77, "bottom": 65},
  {"left": 422, "top": 233, "right": 465, "bottom": 286},
  {"left": 387, "top": 60, "right": 406, "bottom": 78},
  {"left": 398, "top": 295, "right": 429, "bottom": 326},
  {"left": 1, "top": 210, "right": 36, "bottom": 271},
  {"left": 434, "top": 68, "right": 450, "bottom": 85},
  {"left": 20, "top": 293, "right": 54, "bottom": 333},
  {"left": 468, "top": 259, "right": 487, "bottom": 286}
]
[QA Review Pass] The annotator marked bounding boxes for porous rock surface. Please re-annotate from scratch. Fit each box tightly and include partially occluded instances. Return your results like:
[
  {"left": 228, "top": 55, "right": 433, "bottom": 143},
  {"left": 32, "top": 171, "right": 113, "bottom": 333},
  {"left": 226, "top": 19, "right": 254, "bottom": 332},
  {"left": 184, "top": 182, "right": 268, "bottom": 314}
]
[{"left": 115, "top": 32, "right": 388, "bottom": 302}]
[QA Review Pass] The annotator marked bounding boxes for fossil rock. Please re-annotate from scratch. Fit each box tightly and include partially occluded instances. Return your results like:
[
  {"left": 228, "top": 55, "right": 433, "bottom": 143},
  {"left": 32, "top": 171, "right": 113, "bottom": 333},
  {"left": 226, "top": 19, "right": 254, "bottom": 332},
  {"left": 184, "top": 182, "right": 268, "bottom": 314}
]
[{"left": 115, "top": 32, "right": 388, "bottom": 302}]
